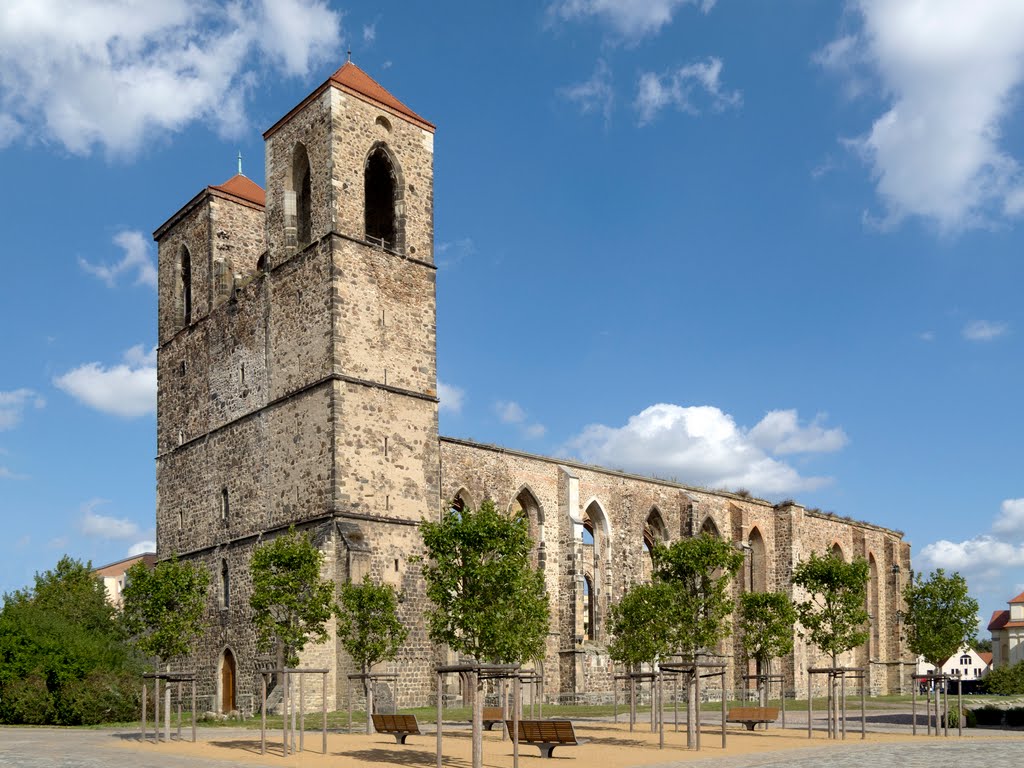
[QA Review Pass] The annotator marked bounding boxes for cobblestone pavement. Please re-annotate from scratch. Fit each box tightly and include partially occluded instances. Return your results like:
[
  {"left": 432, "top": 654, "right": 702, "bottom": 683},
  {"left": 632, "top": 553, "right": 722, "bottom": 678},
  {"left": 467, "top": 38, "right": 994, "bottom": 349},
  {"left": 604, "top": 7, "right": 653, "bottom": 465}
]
[{"left": 1, "top": 725, "right": 1021, "bottom": 768}]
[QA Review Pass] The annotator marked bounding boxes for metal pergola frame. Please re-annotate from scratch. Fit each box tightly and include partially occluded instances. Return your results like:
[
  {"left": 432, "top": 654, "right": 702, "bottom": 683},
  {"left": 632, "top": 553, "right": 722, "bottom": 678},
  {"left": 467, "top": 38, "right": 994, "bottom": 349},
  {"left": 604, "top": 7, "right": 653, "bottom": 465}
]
[
  {"left": 434, "top": 663, "right": 522, "bottom": 768},
  {"left": 259, "top": 667, "right": 329, "bottom": 756},
  {"left": 141, "top": 672, "right": 196, "bottom": 744},
  {"left": 806, "top": 666, "right": 866, "bottom": 740}
]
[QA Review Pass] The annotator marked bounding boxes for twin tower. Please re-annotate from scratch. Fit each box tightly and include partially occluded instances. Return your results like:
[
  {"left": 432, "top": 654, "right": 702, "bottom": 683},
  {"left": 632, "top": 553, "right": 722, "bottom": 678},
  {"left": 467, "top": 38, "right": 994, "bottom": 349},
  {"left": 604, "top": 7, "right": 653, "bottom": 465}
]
[{"left": 154, "top": 63, "right": 442, "bottom": 712}]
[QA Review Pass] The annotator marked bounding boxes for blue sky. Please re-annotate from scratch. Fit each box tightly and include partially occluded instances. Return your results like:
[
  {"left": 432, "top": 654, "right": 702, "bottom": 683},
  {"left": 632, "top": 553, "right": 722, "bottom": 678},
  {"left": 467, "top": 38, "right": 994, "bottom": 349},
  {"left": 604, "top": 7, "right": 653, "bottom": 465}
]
[{"left": 2, "top": 0, "right": 1023, "bottom": 632}]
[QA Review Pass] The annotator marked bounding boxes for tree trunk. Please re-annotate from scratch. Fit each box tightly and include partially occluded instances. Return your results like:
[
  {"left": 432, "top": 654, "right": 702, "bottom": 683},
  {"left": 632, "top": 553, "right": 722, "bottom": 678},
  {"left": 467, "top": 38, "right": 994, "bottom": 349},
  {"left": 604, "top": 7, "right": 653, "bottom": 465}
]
[
  {"left": 164, "top": 663, "right": 171, "bottom": 742},
  {"left": 364, "top": 663, "right": 373, "bottom": 735},
  {"left": 686, "top": 673, "right": 697, "bottom": 747},
  {"left": 471, "top": 671, "right": 483, "bottom": 768}
]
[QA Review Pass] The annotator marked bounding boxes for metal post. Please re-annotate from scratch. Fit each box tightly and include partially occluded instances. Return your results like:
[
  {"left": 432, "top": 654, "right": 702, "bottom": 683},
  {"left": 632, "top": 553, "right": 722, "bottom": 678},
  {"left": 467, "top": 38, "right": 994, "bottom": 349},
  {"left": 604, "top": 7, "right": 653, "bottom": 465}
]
[
  {"left": 658, "top": 673, "right": 664, "bottom": 750},
  {"left": 860, "top": 673, "right": 866, "bottom": 740},
  {"left": 695, "top": 666, "right": 702, "bottom": 752},
  {"left": 191, "top": 679, "right": 196, "bottom": 744},
  {"left": 943, "top": 677, "right": 949, "bottom": 737},
  {"left": 674, "top": 674, "right": 679, "bottom": 732},
  {"left": 177, "top": 681, "right": 182, "bottom": 741},
  {"left": 501, "top": 678, "right": 507, "bottom": 741},
  {"left": 781, "top": 674, "right": 786, "bottom": 729},
  {"left": 141, "top": 680, "right": 147, "bottom": 744},
  {"left": 721, "top": 674, "right": 726, "bottom": 749},
  {"left": 436, "top": 673, "right": 443, "bottom": 768},
  {"left": 154, "top": 677, "right": 160, "bottom": 743},
  {"left": 322, "top": 671, "right": 328, "bottom": 755},
  {"left": 650, "top": 675, "right": 656, "bottom": 733},
  {"left": 348, "top": 678, "right": 352, "bottom": 734},
  {"left": 629, "top": 677, "right": 635, "bottom": 732},
  {"left": 299, "top": 673, "right": 305, "bottom": 753},
  {"left": 807, "top": 672, "right": 813, "bottom": 739},
  {"left": 282, "top": 671, "right": 289, "bottom": 757},
  {"left": 513, "top": 675, "right": 520, "bottom": 768},
  {"left": 291, "top": 673, "right": 298, "bottom": 753},
  {"left": 912, "top": 677, "right": 917, "bottom": 736},
  {"left": 261, "top": 675, "right": 267, "bottom": 755},
  {"left": 613, "top": 677, "right": 618, "bottom": 723},
  {"left": 958, "top": 677, "right": 963, "bottom": 738},
  {"left": 841, "top": 671, "right": 846, "bottom": 740}
]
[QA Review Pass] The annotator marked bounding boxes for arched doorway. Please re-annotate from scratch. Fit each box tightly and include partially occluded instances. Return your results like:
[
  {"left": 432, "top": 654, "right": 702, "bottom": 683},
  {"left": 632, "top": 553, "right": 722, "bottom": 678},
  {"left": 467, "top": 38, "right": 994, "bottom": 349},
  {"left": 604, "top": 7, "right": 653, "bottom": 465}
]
[{"left": 221, "top": 648, "right": 237, "bottom": 713}]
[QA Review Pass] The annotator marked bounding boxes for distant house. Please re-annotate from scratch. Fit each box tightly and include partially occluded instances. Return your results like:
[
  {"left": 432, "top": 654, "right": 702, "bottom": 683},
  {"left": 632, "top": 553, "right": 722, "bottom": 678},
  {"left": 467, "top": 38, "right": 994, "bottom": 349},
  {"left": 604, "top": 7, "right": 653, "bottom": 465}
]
[
  {"left": 988, "top": 590, "right": 1024, "bottom": 668},
  {"left": 915, "top": 644, "right": 992, "bottom": 681},
  {"left": 93, "top": 553, "right": 156, "bottom": 608}
]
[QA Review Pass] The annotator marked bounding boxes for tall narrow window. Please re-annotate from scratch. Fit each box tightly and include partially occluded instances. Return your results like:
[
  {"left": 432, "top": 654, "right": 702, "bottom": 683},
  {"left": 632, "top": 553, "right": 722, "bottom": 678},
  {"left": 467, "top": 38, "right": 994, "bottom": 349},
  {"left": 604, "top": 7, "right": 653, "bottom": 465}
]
[
  {"left": 220, "top": 487, "right": 229, "bottom": 521},
  {"left": 364, "top": 146, "right": 398, "bottom": 249},
  {"left": 180, "top": 245, "right": 192, "bottom": 325},
  {"left": 287, "top": 143, "right": 312, "bottom": 248},
  {"left": 221, "top": 559, "right": 230, "bottom": 608}
]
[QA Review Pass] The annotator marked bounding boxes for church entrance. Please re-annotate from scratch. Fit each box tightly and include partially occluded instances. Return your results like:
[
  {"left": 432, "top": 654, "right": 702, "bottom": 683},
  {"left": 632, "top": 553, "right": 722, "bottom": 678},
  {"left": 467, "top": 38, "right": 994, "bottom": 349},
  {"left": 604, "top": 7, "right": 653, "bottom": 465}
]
[{"left": 221, "top": 649, "right": 236, "bottom": 713}]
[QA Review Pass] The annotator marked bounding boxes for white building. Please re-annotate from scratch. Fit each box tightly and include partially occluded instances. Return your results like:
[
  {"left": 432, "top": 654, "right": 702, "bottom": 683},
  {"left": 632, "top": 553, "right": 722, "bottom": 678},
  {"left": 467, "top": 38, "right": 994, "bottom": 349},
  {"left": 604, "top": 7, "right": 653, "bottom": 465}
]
[
  {"left": 915, "top": 644, "right": 992, "bottom": 681},
  {"left": 93, "top": 553, "right": 156, "bottom": 608}
]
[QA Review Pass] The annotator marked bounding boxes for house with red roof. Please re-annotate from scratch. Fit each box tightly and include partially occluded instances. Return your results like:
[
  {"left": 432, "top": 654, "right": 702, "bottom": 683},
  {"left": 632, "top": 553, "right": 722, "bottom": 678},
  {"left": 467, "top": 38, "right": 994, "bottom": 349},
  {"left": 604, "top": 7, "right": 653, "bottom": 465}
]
[{"left": 988, "top": 589, "right": 1024, "bottom": 668}]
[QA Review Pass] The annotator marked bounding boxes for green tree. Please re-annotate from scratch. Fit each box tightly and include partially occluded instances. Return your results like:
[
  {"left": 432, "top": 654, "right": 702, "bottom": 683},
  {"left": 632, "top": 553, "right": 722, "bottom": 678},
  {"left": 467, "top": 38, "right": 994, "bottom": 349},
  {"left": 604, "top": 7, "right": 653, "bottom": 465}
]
[
  {"left": 249, "top": 527, "right": 335, "bottom": 667},
  {"left": 902, "top": 568, "right": 978, "bottom": 669},
  {"left": 792, "top": 551, "right": 869, "bottom": 665},
  {"left": 336, "top": 575, "right": 408, "bottom": 732},
  {"left": 419, "top": 499, "right": 549, "bottom": 768},
  {"left": 738, "top": 591, "right": 797, "bottom": 705},
  {"left": 0, "top": 556, "right": 141, "bottom": 724},
  {"left": 651, "top": 534, "right": 745, "bottom": 657},
  {"left": 982, "top": 660, "right": 1024, "bottom": 695},
  {"left": 607, "top": 582, "right": 675, "bottom": 668},
  {"left": 122, "top": 556, "right": 209, "bottom": 665}
]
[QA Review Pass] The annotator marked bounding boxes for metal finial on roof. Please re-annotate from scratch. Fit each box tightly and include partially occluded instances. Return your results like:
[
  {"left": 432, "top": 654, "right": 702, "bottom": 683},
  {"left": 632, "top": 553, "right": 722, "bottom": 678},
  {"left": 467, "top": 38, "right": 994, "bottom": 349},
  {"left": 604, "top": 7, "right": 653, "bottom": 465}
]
[
  {"left": 347, "top": 47, "right": 352, "bottom": 63},
  {"left": 237, "top": 151, "right": 243, "bottom": 176}
]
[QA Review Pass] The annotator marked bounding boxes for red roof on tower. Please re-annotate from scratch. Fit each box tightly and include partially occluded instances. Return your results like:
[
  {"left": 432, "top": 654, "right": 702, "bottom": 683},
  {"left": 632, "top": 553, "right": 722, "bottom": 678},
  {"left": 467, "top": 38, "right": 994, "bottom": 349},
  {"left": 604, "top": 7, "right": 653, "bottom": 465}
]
[
  {"left": 989, "top": 609, "right": 1009, "bottom": 631},
  {"left": 264, "top": 61, "right": 434, "bottom": 139},
  {"left": 209, "top": 174, "right": 266, "bottom": 207},
  {"left": 1010, "top": 590, "right": 1024, "bottom": 604}
]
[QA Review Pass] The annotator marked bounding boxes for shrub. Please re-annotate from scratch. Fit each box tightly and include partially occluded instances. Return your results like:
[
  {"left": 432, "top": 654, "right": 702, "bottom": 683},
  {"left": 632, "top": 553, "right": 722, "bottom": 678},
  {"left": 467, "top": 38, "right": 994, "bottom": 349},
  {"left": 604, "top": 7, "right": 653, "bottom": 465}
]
[
  {"left": 0, "top": 674, "right": 55, "bottom": 725},
  {"left": 972, "top": 705, "right": 1004, "bottom": 726},
  {"left": 965, "top": 707, "right": 977, "bottom": 728},
  {"left": 981, "top": 660, "right": 1024, "bottom": 695},
  {"left": 1005, "top": 706, "right": 1024, "bottom": 727},
  {"left": 60, "top": 671, "right": 141, "bottom": 725}
]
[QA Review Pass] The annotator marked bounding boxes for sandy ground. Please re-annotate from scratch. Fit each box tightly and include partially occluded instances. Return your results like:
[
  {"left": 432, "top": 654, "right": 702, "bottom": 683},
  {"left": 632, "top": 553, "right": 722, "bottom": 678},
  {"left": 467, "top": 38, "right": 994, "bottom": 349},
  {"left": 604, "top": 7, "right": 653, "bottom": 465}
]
[{"left": 113, "top": 720, "right": 1011, "bottom": 768}]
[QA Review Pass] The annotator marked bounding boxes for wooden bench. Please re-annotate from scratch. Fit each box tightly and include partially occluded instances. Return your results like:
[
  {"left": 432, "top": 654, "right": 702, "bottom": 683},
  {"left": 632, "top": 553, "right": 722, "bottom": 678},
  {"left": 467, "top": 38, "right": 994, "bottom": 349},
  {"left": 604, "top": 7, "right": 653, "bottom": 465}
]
[
  {"left": 478, "top": 707, "right": 505, "bottom": 731},
  {"left": 726, "top": 707, "right": 779, "bottom": 731},
  {"left": 371, "top": 713, "right": 421, "bottom": 743},
  {"left": 505, "top": 719, "right": 588, "bottom": 758}
]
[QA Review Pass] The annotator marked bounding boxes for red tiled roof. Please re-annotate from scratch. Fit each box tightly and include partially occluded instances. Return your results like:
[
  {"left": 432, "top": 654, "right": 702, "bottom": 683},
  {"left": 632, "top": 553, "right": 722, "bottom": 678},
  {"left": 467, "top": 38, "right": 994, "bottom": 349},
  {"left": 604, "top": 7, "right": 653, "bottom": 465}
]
[
  {"left": 979, "top": 652, "right": 993, "bottom": 665},
  {"left": 1004, "top": 621, "right": 1024, "bottom": 629},
  {"left": 989, "top": 609, "right": 1010, "bottom": 631},
  {"left": 1010, "top": 590, "right": 1024, "bottom": 604},
  {"left": 329, "top": 62, "right": 432, "bottom": 128},
  {"left": 210, "top": 174, "right": 265, "bottom": 207}
]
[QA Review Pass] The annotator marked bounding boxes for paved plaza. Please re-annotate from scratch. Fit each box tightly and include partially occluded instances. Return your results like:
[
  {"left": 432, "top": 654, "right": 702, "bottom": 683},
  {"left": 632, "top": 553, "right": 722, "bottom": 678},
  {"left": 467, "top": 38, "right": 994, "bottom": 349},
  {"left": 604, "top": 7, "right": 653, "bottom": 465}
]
[{"left": 1, "top": 725, "right": 1022, "bottom": 768}]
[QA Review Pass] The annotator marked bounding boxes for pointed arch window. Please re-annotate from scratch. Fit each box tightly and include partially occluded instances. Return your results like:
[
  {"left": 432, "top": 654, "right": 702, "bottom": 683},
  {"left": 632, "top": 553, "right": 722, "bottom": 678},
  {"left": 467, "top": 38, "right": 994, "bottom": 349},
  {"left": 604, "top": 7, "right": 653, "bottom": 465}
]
[
  {"left": 364, "top": 144, "right": 403, "bottom": 251},
  {"left": 221, "top": 559, "right": 230, "bottom": 609},
  {"left": 180, "top": 245, "right": 192, "bottom": 325},
  {"left": 287, "top": 143, "right": 312, "bottom": 248}
]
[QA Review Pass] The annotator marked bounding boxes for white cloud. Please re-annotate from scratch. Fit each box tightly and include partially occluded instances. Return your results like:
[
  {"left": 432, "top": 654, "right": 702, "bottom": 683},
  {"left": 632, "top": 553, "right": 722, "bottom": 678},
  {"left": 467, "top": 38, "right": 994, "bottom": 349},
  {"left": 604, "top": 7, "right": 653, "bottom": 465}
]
[
  {"left": 0, "top": 0, "right": 342, "bottom": 156},
  {"left": 0, "top": 466, "right": 28, "bottom": 480},
  {"left": 78, "top": 230, "right": 157, "bottom": 288},
  {"left": 54, "top": 344, "right": 157, "bottom": 418},
  {"left": 993, "top": 498, "right": 1024, "bottom": 538},
  {"left": 524, "top": 423, "right": 547, "bottom": 439},
  {"left": 0, "top": 388, "right": 45, "bottom": 430},
  {"left": 496, "top": 400, "right": 527, "bottom": 424},
  {"left": 363, "top": 22, "right": 376, "bottom": 45},
  {"left": 962, "top": 320, "right": 1008, "bottom": 342},
  {"left": 748, "top": 410, "right": 849, "bottom": 455},
  {"left": 79, "top": 499, "right": 141, "bottom": 540},
  {"left": 918, "top": 331, "right": 936, "bottom": 342},
  {"left": 563, "top": 403, "right": 843, "bottom": 496},
  {"left": 128, "top": 540, "right": 156, "bottom": 556},
  {"left": 438, "top": 381, "right": 465, "bottom": 414},
  {"left": 635, "top": 57, "right": 741, "bottom": 124},
  {"left": 821, "top": 0, "right": 1024, "bottom": 231},
  {"left": 561, "top": 59, "right": 614, "bottom": 122},
  {"left": 436, "top": 237, "right": 476, "bottom": 269},
  {"left": 550, "top": 0, "right": 715, "bottom": 40}
]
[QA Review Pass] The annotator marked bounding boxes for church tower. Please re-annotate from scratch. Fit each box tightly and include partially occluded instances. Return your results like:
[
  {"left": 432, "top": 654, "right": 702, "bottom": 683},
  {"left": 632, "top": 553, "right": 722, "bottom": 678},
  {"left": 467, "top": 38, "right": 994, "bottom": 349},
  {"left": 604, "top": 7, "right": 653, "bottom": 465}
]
[{"left": 154, "top": 61, "right": 440, "bottom": 711}]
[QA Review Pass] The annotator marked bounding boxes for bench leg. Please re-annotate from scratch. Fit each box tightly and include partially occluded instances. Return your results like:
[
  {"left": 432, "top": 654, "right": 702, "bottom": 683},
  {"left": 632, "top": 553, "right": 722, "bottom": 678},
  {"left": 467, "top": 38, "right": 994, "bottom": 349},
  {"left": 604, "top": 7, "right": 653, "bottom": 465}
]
[
  {"left": 538, "top": 744, "right": 555, "bottom": 758},
  {"left": 744, "top": 722, "right": 756, "bottom": 731},
  {"left": 395, "top": 734, "right": 408, "bottom": 744}
]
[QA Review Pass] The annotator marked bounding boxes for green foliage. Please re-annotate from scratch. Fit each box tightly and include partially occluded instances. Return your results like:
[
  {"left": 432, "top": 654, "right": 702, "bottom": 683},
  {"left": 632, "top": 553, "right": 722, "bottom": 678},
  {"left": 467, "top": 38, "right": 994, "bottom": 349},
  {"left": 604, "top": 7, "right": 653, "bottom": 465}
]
[
  {"left": 419, "top": 499, "right": 549, "bottom": 664},
  {"left": 974, "top": 637, "right": 993, "bottom": 653},
  {"left": 902, "top": 569, "right": 978, "bottom": 668},
  {"left": 60, "top": 670, "right": 140, "bottom": 725},
  {"left": 965, "top": 707, "right": 977, "bottom": 728},
  {"left": 122, "top": 557, "right": 209, "bottom": 665},
  {"left": 250, "top": 528, "right": 335, "bottom": 667},
  {"left": 792, "top": 551, "right": 869, "bottom": 664},
  {"left": 336, "top": 575, "right": 408, "bottom": 674},
  {"left": 1006, "top": 706, "right": 1024, "bottom": 727},
  {"left": 982, "top": 660, "right": 1024, "bottom": 695},
  {"left": 607, "top": 582, "right": 675, "bottom": 666},
  {"left": 738, "top": 591, "right": 797, "bottom": 669},
  {"left": 650, "top": 534, "right": 744, "bottom": 656},
  {"left": 0, "top": 556, "right": 142, "bottom": 724}
]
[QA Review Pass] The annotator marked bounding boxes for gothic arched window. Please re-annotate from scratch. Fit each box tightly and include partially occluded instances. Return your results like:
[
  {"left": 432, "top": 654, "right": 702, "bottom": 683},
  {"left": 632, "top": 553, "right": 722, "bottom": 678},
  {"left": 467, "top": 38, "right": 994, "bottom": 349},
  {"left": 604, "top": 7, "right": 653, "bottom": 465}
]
[
  {"left": 364, "top": 145, "right": 402, "bottom": 250},
  {"left": 180, "top": 245, "right": 192, "bottom": 325}
]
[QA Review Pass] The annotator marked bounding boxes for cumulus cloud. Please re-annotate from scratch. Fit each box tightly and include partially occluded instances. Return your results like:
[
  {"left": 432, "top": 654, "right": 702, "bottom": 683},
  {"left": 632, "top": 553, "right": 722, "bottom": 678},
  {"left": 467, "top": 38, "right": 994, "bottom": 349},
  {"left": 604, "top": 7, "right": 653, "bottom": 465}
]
[
  {"left": 54, "top": 344, "right": 156, "bottom": 418},
  {"left": 962, "top": 320, "right": 1008, "bottom": 342},
  {"left": 549, "top": 0, "right": 715, "bottom": 40},
  {"left": 78, "top": 230, "right": 157, "bottom": 288},
  {"left": 495, "top": 400, "right": 546, "bottom": 440},
  {"left": 128, "top": 540, "right": 156, "bottom": 556},
  {"left": 436, "top": 237, "right": 476, "bottom": 270},
  {"left": 0, "top": 388, "right": 45, "bottom": 430},
  {"left": 438, "top": 381, "right": 465, "bottom": 414},
  {"left": 563, "top": 404, "right": 843, "bottom": 496},
  {"left": 918, "top": 498, "right": 1024, "bottom": 581},
  {"left": 561, "top": 59, "right": 614, "bottom": 123},
  {"left": 79, "top": 499, "right": 142, "bottom": 540},
  {"left": 749, "top": 410, "right": 848, "bottom": 455},
  {"left": 0, "top": 466, "right": 28, "bottom": 480},
  {"left": 635, "top": 57, "right": 741, "bottom": 124},
  {"left": 819, "top": 1, "right": 1024, "bottom": 231},
  {"left": 0, "top": 0, "right": 342, "bottom": 156},
  {"left": 363, "top": 22, "right": 376, "bottom": 45}
]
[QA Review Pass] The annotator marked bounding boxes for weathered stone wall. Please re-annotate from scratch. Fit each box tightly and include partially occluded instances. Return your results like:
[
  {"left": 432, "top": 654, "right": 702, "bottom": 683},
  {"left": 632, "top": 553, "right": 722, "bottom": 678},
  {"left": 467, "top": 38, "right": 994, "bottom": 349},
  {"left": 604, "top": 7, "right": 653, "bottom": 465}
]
[{"left": 157, "top": 199, "right": 211, "bottom": 344}]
